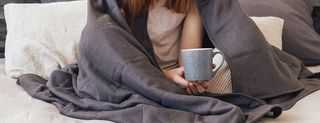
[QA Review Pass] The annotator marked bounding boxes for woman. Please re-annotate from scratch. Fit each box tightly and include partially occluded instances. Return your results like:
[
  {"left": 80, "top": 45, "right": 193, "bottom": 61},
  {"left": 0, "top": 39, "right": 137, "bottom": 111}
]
[
  {"left": 120, "top": 0, "right": 229, "bottom": 95},
  {"left": 19, "top": 0, "right": 318, "bottom": 122}
]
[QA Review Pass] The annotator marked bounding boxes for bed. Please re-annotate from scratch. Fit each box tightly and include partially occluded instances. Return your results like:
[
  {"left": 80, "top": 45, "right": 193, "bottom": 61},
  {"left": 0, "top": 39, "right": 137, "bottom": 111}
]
[
  {"left": 1, "top": 58, "right": 320, "bottom": 123},
  {"left": 0, "top": 58, "right": 113, "bottom": 123},
  {"left": 1, "top": 60, "right": 320, "bottom": 123},
  {"left": 2, "top": 0, "right": 320, "bottom": 123}
]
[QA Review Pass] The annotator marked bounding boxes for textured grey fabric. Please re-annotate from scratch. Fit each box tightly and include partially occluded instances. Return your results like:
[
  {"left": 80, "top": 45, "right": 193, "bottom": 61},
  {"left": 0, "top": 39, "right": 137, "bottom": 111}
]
[
  {"left": 314, "top": 7, "right": 320, "bottom": 34},
  {"left": 198, "top": 0, "right": 320, "bottom": 108},
  {"left": 16, "top": 0, "right": 320, "bottom": 122},
  {"left": 239, "top": 0, "right": 320, "bottom": 66},
  {"left": 310, "top": 0, "right": 320, "bottom": 6}
]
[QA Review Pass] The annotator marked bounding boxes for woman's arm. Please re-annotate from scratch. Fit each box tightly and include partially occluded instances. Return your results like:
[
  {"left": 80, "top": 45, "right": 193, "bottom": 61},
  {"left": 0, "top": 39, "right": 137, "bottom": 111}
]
[
  {"left": 178, "top": 0, "right": 204, "bottom": 66},
  {"left": 163, "top": 0, "right": 208, "bottom": 95}
]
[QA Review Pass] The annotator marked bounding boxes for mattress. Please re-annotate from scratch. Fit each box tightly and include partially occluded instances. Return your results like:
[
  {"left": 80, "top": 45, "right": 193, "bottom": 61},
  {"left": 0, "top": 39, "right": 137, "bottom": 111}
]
[{"left": 1, "top": 58, "right": 320, "bottom": 123}]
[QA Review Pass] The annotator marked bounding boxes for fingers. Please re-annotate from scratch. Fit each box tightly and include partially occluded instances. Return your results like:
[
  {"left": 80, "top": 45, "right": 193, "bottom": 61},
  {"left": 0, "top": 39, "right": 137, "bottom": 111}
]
[
  {"left": 167, "top": 67, "right": 209, "bottom": 95},
  {"left": 175, "top": 67, "right": 185, "bottom": 77},
  {"left": 193, "top": 83, "right": 206, "bottom": 93},
  {"left": 165, "top": 67, "right": 190, "bottom": 89},
  {"left": 187, "top": 87, "right": 192, "bottom": 95},
  {"left": 199, "top": 81, "right": 209, "bottom": 89},
  {"left": 172, "top": 74, "right": 190, "bottom": 89},
  {"left": 189, "top": 83, "right": 200, "bottom": 95},
  {"left": 212, "top": 64, "right": 216, "bottom": 69},
  {"left": 187, "top": 82, "right": 207, "bottom": 95}
]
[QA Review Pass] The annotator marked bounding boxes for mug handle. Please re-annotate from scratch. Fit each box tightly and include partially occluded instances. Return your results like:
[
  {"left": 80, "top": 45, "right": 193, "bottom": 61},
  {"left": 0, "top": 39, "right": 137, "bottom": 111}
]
[{"left": 211, "top": 50, "right": 225, "bottom": 75}]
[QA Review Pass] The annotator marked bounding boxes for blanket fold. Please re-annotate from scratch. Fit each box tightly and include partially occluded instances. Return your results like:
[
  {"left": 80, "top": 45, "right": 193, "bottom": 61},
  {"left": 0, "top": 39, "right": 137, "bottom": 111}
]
[
  {"left": 196, "top": 0, "right": 320, "bottom": 110},
  {"left": 16, "top": 0, "right": 320, "bottom": 122}
]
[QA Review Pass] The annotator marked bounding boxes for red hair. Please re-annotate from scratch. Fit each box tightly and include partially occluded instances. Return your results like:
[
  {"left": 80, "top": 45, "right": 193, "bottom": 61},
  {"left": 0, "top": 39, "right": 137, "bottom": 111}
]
[{"left": 120, "top": 0, "right": 190, "bottom": 26}]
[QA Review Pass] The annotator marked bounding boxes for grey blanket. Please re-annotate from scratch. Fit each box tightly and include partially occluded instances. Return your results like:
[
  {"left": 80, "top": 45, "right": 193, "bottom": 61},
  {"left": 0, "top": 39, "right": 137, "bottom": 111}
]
[{"left": 17, "top": 0, "right": 320, "bottom": 123}]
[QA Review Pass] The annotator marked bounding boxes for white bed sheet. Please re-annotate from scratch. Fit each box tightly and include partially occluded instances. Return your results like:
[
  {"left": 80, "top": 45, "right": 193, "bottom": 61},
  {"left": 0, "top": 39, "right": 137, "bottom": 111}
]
[
  {"left": 0, "top": 59, "right": 113, "bottom": 123},
  {"left": 1, "top": 58, "right": 320, "bottom": 123},
  {"left": 0, "top": 58, "right": 5, "bottom": 75}
]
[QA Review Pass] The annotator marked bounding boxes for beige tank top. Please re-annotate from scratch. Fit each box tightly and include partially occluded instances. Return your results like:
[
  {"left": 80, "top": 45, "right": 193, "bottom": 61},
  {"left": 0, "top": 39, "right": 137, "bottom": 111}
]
[
  {"left": 147, "top": 1, "right": 233, "bottom": 93},
  {"left": 147, "top": 2, "right": 186, "bottom": 70}
]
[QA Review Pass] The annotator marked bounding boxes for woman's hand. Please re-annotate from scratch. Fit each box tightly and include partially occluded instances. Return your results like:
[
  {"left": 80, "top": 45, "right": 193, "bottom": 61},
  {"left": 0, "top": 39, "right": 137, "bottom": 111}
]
[
  {"left": 163, "top": 67, "right": 210, "bottom": 95},
  {"left": 186, "top": 81, "right": 209, "bottom": 95}
]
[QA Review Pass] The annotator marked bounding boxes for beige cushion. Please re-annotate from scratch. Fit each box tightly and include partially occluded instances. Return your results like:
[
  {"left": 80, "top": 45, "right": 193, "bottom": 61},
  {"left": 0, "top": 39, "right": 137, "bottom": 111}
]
[{"left": 251, "top": 16, "right": 284, "bottom": 50}]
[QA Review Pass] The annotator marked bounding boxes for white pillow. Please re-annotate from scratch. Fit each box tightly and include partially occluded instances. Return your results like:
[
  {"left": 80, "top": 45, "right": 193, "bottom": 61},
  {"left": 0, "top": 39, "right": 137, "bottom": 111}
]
[
  {"left": 251, "top": 16, "right": 284, "bottom": 50},
  {"left": 4, "top": 0, "right": 87, "bottom": 79},
  {"left": 3, "top": 0, "right": 284, "bottom": 80}
]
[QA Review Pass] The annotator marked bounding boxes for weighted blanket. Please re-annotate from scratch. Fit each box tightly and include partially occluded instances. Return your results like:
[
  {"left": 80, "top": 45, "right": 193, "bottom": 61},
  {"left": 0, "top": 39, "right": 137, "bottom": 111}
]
[{"left": 17, "top": 0, "right": 320, "bottom": 122}]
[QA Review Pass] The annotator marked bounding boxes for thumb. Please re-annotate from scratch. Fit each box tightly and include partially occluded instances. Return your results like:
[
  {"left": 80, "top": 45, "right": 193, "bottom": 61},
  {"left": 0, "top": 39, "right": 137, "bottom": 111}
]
[
  {"left": 176, "top": 67, "right": 185, "bottom": 76},
  {"left": 173, "top": 67, "right": 190, "bottom": 88},
  {"left": 172, "top": 75, "right": 190, "bottom": 88}
]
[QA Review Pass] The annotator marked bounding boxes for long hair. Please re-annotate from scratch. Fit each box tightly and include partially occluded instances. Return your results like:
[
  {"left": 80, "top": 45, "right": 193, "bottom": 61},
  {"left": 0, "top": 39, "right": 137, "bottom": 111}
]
[{"left": 120, "top": 0, "right": 190, "bottom": 26}]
